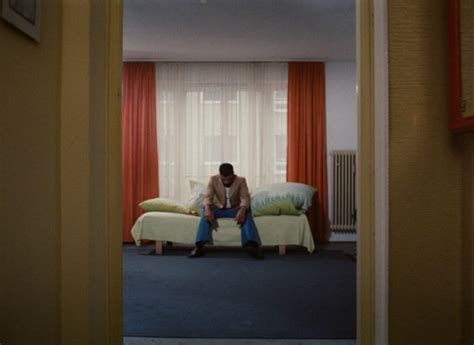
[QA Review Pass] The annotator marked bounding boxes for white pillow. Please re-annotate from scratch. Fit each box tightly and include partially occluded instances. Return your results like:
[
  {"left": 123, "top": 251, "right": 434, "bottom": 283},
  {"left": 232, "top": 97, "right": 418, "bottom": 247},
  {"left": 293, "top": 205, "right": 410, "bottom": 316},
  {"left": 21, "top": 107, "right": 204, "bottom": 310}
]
[{"left": 186, "top": 180, "right": 207, "bottom": 215}]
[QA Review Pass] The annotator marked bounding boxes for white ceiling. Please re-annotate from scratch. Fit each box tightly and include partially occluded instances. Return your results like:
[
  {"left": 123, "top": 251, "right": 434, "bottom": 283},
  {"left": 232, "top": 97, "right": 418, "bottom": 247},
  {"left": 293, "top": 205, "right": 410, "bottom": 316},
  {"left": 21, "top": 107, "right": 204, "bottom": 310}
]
[{"left": 123, "top": 0, "right": 355, "bottom": 62}]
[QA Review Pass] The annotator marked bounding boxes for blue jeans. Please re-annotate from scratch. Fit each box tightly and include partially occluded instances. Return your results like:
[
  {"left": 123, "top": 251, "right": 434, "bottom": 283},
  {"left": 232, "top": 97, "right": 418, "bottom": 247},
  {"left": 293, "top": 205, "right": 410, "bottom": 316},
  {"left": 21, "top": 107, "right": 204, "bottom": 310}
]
[{"left": 195, "top": 207, "right": 261, "bottom": 247}]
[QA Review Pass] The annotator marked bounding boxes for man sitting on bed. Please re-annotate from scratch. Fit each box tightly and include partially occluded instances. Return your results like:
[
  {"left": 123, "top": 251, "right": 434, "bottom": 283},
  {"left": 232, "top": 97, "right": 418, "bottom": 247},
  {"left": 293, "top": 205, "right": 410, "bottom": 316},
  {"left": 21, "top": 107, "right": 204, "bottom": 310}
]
[{"left": 188, "top": 163, "right": 264, "bottom": 260}]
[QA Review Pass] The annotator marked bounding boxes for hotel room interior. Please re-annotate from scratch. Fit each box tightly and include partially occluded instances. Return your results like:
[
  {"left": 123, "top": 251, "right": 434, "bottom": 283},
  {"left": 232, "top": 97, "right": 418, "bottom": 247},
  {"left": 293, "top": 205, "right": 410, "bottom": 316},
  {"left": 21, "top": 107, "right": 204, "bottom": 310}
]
[
  {"left": 121, "top": 1, "right": 357, "bottom": 343},
  {"left": 0, "top": 0, "right": 473, "bottom": 345}
]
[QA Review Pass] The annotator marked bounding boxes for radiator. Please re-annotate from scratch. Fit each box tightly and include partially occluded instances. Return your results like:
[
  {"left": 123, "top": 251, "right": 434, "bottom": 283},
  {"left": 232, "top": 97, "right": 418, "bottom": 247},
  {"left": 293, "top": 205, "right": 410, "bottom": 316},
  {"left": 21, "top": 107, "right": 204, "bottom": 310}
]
[{"left": 330, "top": 150, "right": 356, "bottom": 231}]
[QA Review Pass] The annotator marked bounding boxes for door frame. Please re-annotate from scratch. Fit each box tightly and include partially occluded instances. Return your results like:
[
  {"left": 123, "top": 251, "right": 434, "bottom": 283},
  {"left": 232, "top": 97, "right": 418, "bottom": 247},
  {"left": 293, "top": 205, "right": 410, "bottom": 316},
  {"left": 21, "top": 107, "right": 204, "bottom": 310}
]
[
  {"left": 358, "top": 0, "right": 390, "bottom": 344},
  {"left": 373, "top": 0, "right": 389, "bottom": 344}
]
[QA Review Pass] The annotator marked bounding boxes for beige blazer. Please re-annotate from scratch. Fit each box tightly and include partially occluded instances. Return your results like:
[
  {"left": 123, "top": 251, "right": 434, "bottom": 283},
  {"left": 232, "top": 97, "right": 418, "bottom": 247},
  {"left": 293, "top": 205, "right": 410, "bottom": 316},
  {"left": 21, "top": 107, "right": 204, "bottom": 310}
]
[{"left": 202, "top": 175, "right": 250, "bottom": 209}]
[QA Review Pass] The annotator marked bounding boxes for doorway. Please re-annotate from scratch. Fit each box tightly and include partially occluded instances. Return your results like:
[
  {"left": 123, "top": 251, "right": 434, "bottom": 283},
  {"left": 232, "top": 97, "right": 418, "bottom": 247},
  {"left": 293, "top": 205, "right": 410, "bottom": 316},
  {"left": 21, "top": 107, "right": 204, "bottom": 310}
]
[
  {"left": 124, "top": 1, "right": 357, "bottom": 342},
  {"left": 66, "top": 0, "right": 389, "bottom": 344}
]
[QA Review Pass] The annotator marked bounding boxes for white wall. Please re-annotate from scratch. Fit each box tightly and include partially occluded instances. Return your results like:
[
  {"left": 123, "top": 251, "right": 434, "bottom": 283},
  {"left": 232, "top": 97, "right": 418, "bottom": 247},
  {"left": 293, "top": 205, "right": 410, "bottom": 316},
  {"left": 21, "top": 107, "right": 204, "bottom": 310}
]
[
  {"left": 326, "top": 61, "right": 357, "bottom": 153},
  {"left": 325, "top": 61, "right": 357, "bottom": 240}
]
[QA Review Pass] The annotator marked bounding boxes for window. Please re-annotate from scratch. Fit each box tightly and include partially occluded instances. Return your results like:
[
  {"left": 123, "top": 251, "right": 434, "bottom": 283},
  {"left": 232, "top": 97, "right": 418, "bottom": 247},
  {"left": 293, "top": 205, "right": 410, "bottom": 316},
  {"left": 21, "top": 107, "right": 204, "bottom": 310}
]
[{"left": 156, "top": 63, "right": 288, "bottom": 203}]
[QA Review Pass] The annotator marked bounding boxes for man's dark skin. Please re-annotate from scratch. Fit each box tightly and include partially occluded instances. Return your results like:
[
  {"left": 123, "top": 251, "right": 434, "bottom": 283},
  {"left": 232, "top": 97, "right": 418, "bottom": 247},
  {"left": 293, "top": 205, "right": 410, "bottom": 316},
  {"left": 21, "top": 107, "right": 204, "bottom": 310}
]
[
  {"left": 204, "top": 173, "right": 247, "bottom": 225},
  {"left": 188, "top": 162, "right": 263, "bottom": 259}
]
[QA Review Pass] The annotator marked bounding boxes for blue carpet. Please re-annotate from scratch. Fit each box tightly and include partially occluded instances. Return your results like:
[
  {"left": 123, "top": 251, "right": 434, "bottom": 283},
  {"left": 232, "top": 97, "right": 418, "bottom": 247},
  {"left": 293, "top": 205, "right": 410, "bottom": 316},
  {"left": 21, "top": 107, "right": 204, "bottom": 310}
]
[{"left": 123, "top": 245, "right": 356, "bottom": 339}]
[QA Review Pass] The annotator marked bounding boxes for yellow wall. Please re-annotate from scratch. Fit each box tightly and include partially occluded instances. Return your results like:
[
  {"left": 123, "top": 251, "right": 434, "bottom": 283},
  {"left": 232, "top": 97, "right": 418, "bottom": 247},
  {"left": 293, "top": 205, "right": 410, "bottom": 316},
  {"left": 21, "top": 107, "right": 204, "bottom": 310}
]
[
  {"left": 0, "top": 1, "right": 122, "bottom": 344},
  {"left": 1, "top": 0, "right": 472, "bottom": 344},
  {"left": 461, "top": 135, "right": 474, "bottom": 343},
  {"left": 388, "top": 0, "right": 473, "bottom": 344},
  {"left": 0, "top": 2, "right": 62, "bottom": 344}
]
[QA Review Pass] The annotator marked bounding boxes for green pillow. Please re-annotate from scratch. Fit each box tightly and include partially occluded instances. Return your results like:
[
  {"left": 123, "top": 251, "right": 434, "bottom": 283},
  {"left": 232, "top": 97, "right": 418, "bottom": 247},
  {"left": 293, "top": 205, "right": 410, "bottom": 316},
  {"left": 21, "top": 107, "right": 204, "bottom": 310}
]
[
  {"left": 251, "top": 197, "right": 300, "bottom": 217},
  {"left": 139, "top": 197, "right": 190, "bottom": 214},
  {"left": 251, "top": 182, "right": 316, "bottom": 217}
]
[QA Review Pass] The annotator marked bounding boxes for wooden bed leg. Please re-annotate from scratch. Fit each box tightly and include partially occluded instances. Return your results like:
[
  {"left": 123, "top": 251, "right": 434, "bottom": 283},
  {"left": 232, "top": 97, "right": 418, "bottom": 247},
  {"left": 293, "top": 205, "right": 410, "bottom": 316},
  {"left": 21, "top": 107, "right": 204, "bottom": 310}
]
[
  {"left": 278, "top": 245, "right": 286, "bottom": 256},
  {"left": 154, "top": 241, "right": 163, "bottom": 255}
]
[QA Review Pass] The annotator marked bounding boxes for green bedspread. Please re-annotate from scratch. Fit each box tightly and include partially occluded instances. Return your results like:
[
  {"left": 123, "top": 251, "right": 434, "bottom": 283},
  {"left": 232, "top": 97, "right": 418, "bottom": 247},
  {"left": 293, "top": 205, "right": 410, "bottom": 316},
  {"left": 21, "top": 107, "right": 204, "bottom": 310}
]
[{"left": 131, "top": 212, "right": 315, "bottom": 253}]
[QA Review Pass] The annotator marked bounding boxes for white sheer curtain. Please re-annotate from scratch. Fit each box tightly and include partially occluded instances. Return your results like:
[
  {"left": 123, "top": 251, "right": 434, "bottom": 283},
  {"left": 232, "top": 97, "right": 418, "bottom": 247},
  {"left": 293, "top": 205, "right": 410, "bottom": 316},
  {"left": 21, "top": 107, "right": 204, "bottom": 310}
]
[{"left": 155, "top": 62, "right": 288, "bottom": 203}]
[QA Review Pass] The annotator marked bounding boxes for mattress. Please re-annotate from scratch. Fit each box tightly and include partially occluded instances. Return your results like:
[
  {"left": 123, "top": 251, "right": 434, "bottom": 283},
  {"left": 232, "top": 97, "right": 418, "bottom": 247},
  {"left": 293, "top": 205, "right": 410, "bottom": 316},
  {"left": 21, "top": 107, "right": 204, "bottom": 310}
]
[{"left": 130, "top": 212, "right": 315, "bottom": 253}]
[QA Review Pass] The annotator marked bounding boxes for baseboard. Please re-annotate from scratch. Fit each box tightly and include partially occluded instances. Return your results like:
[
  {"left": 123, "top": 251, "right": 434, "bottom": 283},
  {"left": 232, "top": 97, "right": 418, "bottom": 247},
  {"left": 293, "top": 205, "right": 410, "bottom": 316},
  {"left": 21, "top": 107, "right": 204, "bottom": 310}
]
[{"left": 329, "top": 231, "right": 357, "bottom": 242}]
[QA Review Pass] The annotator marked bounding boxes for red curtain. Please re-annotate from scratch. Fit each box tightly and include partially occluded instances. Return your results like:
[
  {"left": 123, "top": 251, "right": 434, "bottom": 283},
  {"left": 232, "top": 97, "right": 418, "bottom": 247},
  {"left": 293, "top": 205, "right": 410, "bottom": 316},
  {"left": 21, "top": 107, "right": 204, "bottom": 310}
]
[
  {"left": 122, "top": 62, "right": 159, "bottom": 242},
  {"left": 286, "top": 62, "right": 329, "bottom": 244}
]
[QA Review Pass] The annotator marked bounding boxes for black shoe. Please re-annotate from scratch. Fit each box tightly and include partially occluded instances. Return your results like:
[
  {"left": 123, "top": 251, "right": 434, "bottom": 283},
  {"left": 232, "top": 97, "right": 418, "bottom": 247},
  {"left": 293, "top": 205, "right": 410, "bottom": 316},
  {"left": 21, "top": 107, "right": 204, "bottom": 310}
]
[
  {"left": 188, "top": 247, "right": 204, "bottom": 258},
  {"left": 249, "top": 246, "right": 264, "bottom": 260}
]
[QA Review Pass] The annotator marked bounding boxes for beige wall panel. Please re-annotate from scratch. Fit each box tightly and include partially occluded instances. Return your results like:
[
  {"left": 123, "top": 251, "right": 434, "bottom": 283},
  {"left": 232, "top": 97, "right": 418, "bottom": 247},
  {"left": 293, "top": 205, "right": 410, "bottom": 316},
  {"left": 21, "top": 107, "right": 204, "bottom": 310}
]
[
  {"left": 59, "top": 0, "right": 92, "bottom": 343},
  {"left": 388, "top": 0, "right": 468, "bottom": 344},
  {"left": 0, "top": 2, "right": 62, "bottom": 345}
]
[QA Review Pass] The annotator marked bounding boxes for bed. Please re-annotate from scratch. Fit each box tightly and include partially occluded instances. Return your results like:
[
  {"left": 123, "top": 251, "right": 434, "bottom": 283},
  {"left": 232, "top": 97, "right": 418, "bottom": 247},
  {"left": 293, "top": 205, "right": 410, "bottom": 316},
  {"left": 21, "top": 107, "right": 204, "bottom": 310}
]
[{"left": 131, "top": 212, "right": 315, "bottom": 255}]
